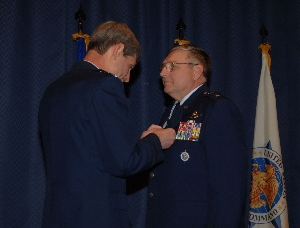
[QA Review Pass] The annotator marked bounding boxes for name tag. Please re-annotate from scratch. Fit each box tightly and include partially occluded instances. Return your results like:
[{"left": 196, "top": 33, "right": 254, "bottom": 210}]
[{"left": 176, "top": 120, "right": 202, "bottom": 141}]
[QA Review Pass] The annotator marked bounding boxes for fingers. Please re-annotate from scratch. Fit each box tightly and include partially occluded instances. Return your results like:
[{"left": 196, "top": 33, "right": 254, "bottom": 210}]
[
  {"left": 153, "top": 128, "right": 176, "bottom": 149},
  {"left": 140, "top": 124, "right": 163, "bottom": 139},
  {"left": 147, "top": 124, "right": 162, "bottom": 131},
  {"left": 140, "top": 129, "right": 155, "bottom": 138}
]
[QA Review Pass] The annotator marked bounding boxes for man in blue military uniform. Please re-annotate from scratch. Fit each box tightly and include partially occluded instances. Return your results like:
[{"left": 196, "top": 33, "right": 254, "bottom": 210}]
[
  {"left": 38, "top": 21, "right": 175, "bottom": 228},
  {"left": 146, "top": 45, "right": 249, "bottom": 227}
]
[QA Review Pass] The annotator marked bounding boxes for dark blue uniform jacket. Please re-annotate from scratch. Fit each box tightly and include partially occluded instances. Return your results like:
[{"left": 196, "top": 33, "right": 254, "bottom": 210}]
[
  {"left": 146, "top": 83, "right": 249, "bottom": 228},
  {"left": 39, "top": 61, "right": 163, "bottom": 228}
]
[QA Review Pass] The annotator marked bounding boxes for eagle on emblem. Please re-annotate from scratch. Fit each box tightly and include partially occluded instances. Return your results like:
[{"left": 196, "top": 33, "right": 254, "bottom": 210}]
[{"left": 250, "top": 164, "right": 279, "bottom": 209}]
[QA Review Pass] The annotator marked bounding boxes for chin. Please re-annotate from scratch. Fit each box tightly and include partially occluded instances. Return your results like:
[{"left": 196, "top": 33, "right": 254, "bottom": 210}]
[{"left": 164, "top": 87, "right": 171, "bottom": 94}]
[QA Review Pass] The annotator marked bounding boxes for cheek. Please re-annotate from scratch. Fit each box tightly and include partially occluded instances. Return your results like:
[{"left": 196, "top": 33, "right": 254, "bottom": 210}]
[
  {"left": 124, "top": 65, "right": 130, "bottom": 74},
  {"left": 173, "top": 77, "right": 184, "bottom": 87},
  {"left": 120, "top": 67, "right": 127, "bottom": 77}
]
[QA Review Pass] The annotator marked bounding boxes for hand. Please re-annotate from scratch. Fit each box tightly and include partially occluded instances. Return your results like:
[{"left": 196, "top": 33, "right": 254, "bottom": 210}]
[
  {"left": 140, "top": 129, "right": 155, "bottom": 138},
  {"left": 140, "top": 124, "right": 162, "bottom": 138},
  {"left": 147, "top": 124, "right": 162, "bottom": 131},
  {"left": 152, "top": 128, "right": 176, "bottom": 149}
]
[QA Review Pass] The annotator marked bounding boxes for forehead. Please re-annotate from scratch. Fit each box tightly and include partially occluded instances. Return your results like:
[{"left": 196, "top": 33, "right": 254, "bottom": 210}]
[{"left": 164, "top": 50, "right": 188, "bottom": 62}]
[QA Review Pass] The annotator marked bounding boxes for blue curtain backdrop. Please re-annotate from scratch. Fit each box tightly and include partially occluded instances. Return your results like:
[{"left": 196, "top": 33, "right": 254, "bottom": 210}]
[{"left": 1, "top": 0, "right": 299, "bottom": 227}]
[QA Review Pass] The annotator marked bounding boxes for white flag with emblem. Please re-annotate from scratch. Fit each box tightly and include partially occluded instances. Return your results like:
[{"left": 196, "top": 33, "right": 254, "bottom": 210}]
[{"left": 249, "top": 43, "right": 289, "bottom": 228}]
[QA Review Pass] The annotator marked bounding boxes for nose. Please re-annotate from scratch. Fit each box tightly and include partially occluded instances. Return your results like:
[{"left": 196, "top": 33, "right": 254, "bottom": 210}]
[
  {"left": 123, "top": 71, "right": 131, "bottom": 83},
  {"left": 160, "top": 67, "right": 168, "bottom": 78}
]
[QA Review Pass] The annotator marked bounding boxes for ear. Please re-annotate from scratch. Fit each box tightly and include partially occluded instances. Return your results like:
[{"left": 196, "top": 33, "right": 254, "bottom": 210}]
[
  {"left": 193, "top": 65, "right": 204, "bottom": 80},
  {"left": 113, "top": 43, "right": 125, "bottom": 59}
]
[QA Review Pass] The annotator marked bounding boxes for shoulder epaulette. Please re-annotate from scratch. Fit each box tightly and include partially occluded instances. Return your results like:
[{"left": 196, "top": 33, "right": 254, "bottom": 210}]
[{"left": 203, "top": 91, "right": 223, "bottom": 101}]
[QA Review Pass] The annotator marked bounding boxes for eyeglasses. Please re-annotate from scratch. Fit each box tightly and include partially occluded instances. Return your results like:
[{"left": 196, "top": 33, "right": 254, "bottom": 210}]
[{"left": 159, "top": 62, "right": 199, "bottom": 73}]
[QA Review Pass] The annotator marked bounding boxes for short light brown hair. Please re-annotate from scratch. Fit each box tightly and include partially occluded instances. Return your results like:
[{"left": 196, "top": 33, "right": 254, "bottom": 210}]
[
  {"left": 88, "top": 21, "right": 141, "bottom": 63},
  {"left": 167, "top": 45, "right": 212, "bottom": 84}
]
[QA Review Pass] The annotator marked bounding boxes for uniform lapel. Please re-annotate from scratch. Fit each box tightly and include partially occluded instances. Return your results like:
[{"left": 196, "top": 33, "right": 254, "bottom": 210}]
[
  {"left": 166, "top": 83, "right": 209, "bottom": 129},
  {"left": 167, "top": 104, "right": 183, "bottom": 128},
  {"left": 179, "top": 84, "right": 209, "bottom": 120}
]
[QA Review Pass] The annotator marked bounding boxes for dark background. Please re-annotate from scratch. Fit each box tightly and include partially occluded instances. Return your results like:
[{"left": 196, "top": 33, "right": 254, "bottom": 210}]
[{"left": 1, "top": 0, "right": 299, "bottom": 227}]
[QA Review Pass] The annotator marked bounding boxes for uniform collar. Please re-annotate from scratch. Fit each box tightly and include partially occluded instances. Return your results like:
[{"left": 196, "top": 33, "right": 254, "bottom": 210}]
[
  {"left": 180, "top": 83, "right": 209, "bottom": 107},
  {"left": 180, "top": 84, "right": 203, "bottom": 105}
]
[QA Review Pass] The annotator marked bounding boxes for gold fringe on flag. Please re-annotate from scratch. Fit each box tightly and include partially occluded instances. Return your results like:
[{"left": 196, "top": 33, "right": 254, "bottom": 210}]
[
  {"left": 258, "top": 43, "right": 271, "bottom": 71},
  {"left": 72, "top": 32, "right": 90, "bottom": 51}
]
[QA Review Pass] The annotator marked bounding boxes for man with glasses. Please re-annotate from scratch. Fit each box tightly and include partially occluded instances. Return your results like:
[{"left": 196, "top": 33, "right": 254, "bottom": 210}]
[{"left": 146, "top": 45, "right": 248, "bottom": 227}]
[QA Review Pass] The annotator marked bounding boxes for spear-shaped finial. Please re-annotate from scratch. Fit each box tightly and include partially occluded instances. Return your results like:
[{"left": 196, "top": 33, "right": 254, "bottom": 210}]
[
  {"left": 174, "top": 17, "right": 190, "bottom": 46},
  {"left": 176, "top": 17, "right": 186, "bottom": 40},
  {"left": 260, "top": 23, "right": 268, "bottom": 44},
  {"left": 75, "top": 4, "right": 86, "bottom": 34},
  {"left": 258, "top": 23, "right": 271, "bottom": 70},
  {"left": 72, "top": 4, "right": 90, "bottom": 61}
]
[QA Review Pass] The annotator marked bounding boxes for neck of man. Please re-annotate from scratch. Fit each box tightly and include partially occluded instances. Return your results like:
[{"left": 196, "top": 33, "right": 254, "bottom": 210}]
[{"left": 84, "top": 50, "right": 110, "bottom": 72}]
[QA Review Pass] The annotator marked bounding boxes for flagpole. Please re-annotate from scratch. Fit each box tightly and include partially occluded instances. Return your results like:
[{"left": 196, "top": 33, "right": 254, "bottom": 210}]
[{"left": 72, "top": 4, "right": 90, "bottom": 61}]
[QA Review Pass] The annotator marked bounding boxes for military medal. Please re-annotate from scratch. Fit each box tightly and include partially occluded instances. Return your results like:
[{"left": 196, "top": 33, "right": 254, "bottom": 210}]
[{"left": 176, "top": 120, "right": 201, "bottom": 141}]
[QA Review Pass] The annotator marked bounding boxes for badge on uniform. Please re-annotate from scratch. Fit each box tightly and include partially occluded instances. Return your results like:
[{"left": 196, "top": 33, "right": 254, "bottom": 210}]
[
  {"left": 180, "top": 150, "right": 190, "bottom": 162},
  {"left": 176, "top": 120, "right": 201, "bottom": 141}
]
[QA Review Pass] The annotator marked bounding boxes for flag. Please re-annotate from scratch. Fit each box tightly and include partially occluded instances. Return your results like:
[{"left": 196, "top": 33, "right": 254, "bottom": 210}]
[
  {"left": 249, "top": 44, "right": 289, "bottom": 228},
  {"left": 72, "top": 33, "right": 90, "bottom": 61}
]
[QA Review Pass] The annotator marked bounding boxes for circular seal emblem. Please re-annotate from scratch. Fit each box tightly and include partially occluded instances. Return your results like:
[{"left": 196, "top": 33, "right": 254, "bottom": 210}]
[
  {"left": 180, "top": 150, "right": 190, "bottom": 162},
  {"left": 249, "top": 147, "right": 287, "bottom": 224}
]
